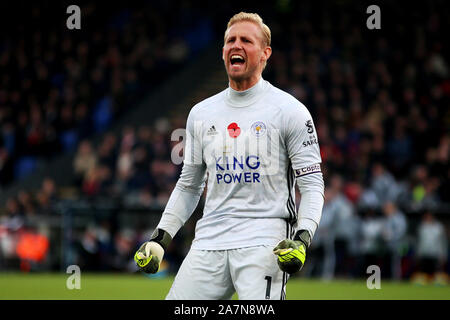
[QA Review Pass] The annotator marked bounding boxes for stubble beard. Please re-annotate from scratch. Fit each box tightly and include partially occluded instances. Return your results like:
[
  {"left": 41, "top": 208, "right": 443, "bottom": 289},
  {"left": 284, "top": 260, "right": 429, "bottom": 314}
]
[{"left": 225, "top": 62, "right": 259, "bottom": 85}]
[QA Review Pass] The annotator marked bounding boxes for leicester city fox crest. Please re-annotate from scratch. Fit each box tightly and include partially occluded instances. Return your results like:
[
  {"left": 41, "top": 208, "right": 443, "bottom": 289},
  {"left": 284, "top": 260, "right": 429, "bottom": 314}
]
[{"left": 251, "top": 121, "right": 267, "bottom": 137}]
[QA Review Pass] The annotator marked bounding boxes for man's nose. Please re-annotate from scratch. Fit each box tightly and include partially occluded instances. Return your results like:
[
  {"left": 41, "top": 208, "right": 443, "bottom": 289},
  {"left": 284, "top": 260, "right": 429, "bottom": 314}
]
[{"left": 231, "top": 39, "right": 243, "bottom": 49}]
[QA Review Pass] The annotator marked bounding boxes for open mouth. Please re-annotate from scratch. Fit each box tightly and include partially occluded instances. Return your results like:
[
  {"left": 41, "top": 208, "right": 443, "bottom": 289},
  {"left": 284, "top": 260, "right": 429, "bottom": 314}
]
[{"left": 230, "top": 54, "right": 245, "bottom": 66}]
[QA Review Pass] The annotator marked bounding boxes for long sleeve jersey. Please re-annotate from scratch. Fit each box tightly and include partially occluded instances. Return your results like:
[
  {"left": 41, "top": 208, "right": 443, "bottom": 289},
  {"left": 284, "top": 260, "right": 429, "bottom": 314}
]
[{"left": 158, "top": 77, "right": 324, "bottom": 250}]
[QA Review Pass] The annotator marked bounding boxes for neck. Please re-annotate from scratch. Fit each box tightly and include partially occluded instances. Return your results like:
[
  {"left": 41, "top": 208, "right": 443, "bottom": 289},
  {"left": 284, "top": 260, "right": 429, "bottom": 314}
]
[
  {"left": 226, "top": 76, "right": 267, "bottom": 107},
  {"left": 229, "top": 74, "right": 261, "bottom": 91}
]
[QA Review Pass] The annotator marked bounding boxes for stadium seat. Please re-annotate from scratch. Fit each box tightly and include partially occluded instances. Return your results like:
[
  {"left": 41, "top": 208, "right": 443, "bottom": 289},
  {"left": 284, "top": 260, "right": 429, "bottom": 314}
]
[
  {"left": 60, "top": 130, "right": 79, "bottom": 153},
  {"left": 14, "top": 157, "right": 37, "bottom": 180}
]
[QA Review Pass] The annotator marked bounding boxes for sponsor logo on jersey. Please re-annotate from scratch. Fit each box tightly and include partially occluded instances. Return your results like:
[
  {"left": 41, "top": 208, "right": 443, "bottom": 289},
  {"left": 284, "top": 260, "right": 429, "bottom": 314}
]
[
  {"left": 305, "top": 120, "right": 314, "bottom": 134},
  {"left": 227, "top": 122, "right": 241, "bottom": 138},
  {"left": 302, "top": 138, "right": 318, "bottom": 147},
  {"left": 206, "top": 125, "right": 218, "bottom": 136},
  {"left": 215, "top": 155, "right": 261, "bottom": 184},
  {"left": 294, "top": 164, "right": 321, "bottom": 177},
  {"left": 250, "top": 121, "right": 267, "bottom": 137}
]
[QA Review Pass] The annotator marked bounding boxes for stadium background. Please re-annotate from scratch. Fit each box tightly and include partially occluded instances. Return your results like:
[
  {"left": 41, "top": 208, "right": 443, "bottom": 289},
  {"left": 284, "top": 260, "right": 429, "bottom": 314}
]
[{"left": 0, "top": 0, "right": 449, "bottom": 299}]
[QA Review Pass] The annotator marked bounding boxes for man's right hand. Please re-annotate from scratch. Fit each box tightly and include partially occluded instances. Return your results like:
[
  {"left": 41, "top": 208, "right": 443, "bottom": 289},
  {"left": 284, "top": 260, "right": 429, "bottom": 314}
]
[
  {"left": 134, "top": 241, "right": 165, "bottom": 274},
  {"left": 134, "top": 228, "right": 172, "bottom": 274}
]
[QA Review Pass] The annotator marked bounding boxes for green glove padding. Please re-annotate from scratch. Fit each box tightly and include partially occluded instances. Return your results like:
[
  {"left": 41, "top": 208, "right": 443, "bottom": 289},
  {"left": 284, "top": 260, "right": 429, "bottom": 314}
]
[
  {"left": 273, "top": 239, "right": 306, "bottom": 274},
  {"left": 273, "top": 230, "right": 311, "bottom": 274},
  {"left": 134, "top": 228, "right": 172, "bottom": 274},
  {"left": 134, "top": 242, "right": 162, "bottom": 274}
]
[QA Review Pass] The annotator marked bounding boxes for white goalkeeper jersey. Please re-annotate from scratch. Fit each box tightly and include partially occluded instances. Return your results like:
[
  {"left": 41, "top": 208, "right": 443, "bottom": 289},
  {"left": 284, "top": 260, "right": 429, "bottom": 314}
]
[{"left": 159, "top": 77, "right": 323, "bottom": 250}]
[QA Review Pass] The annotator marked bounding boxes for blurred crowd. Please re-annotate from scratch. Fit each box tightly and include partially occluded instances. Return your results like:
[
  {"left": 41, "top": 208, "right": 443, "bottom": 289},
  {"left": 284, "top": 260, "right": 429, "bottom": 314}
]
[
  {"left": 1, "top": 1, "right": 449, "bottom": 283},
  {"left": 308, "top": 174, "right": 448, "bottom": 284},
  {"left": 261, "top": 1, "right": 450, "bottom": 283},
  {"left": 0, "top": 1, "right": 211, "bottom": 186}
]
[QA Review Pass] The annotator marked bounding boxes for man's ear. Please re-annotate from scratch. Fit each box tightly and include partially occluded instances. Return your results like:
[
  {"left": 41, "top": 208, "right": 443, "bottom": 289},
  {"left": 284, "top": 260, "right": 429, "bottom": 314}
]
[
  {"left": 262, "top": 46, "right": 272, "bottom": 64},
  {"left": 222, "top": 46, "right": 225, "bottom": 61}
]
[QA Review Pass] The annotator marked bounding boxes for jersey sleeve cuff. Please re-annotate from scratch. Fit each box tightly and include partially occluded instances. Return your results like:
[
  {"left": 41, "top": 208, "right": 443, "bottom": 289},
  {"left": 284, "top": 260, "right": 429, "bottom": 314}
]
[
  {"left": 296, "top": 218, "right": 318, "bottom": 241},
  {"left": 157, "top": 212, "right": 184, "bottom": 239}
]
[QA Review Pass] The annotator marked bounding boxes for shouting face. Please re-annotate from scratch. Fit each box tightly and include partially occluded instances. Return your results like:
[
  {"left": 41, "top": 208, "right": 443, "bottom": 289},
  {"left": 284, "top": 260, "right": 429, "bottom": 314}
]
[{"left": 223, "top": 21, "right": 271, "bottom": 90}]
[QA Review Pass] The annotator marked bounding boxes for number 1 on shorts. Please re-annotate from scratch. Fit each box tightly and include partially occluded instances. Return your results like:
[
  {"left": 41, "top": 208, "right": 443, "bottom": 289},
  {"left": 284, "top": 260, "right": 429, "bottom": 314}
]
[{"left": 264, "top": 276, "right": 272, "bottom": 299}]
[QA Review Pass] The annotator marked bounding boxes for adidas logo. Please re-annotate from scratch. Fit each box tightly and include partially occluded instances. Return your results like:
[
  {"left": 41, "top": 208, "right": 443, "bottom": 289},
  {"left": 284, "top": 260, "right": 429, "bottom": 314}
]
[{"left": 207, "top": 125, "right": 218, "bottom": 136}]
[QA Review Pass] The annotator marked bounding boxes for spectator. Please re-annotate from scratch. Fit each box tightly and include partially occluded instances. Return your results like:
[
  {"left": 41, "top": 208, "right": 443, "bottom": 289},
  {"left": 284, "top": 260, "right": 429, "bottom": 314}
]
[
  {"left": 358, "top": 208, "right": 384, "bottom": 277},
  {"left": 412, "top": 212, "right": 448, "bottom": 285},
  {"left": 3, "top": 198, "right": 24, "bottom": 231},
  {"left": 81, "top": 167, "right": 97, "bottom": 197},
  {"left": 97, "top": 133, "right": 118, "bottom": 172},
  {"left": 313, "top": 174, "right": 358, "bottom": 279},
  {"left": 17, "top": 190, "right": 37, "bottom": 217},
  {"left": 381, "top": 201, "right": 407, "bottom": 279},
  {"left": 370, "top": 163, "right": 403, "bottom": 206},
  {"left": 73, "top": 140, "right": 98, "bottom": 187}
]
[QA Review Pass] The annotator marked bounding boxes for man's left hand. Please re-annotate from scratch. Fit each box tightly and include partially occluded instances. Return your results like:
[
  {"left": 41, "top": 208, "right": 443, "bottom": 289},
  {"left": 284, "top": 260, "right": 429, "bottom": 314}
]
[
  {"left": 273, "top": 230, "right": 311, "bottom": 274},
  {"left": 273, "top": 239, "right": 306, "bottom": 274}
]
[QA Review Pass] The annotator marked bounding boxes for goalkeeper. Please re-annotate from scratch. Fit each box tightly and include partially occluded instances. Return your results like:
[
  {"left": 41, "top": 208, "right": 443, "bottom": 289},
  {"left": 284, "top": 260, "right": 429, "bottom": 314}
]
[{"left": 135, "top": 12, "right": 324, "bottom": 300}]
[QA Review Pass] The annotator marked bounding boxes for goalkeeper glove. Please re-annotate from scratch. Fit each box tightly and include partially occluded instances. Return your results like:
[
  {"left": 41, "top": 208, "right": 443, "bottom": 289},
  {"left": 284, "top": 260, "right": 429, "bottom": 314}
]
[
  {"left": 134, "top": 228, "right": 172, "bottom": 274},
  {"left": 273, "top": 229, "right": 311, "bottom": 274}
]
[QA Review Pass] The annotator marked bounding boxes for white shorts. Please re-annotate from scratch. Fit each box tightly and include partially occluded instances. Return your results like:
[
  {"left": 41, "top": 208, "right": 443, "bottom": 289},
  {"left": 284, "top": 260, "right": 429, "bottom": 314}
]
[{"left": 166, "top": 245, "right": 288, "bottom": 300}]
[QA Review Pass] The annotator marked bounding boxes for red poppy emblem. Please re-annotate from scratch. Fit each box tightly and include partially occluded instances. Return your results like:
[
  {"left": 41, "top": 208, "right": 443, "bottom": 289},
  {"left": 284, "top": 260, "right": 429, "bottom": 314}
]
[{"left": 227, "top": 122, "right": 241, "bottom": 138}]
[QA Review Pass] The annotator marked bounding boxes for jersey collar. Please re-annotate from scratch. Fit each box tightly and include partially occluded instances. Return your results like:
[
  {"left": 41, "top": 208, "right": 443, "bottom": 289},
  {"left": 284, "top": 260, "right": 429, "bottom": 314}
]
[{"left": 226, "top": 77, "right": 268, "bottom": 107}]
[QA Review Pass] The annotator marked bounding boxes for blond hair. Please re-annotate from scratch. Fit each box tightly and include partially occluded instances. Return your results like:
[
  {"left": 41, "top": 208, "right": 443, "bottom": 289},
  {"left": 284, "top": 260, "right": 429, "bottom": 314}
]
[{"left": 224, "top": 12, "right": 271, "bottom": 47}]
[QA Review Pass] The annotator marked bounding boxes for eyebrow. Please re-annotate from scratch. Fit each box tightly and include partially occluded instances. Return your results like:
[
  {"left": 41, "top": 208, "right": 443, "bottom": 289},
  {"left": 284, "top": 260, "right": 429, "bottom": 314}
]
[{"left": 226, "top": 35, "right": 254, "bottom": 42}]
